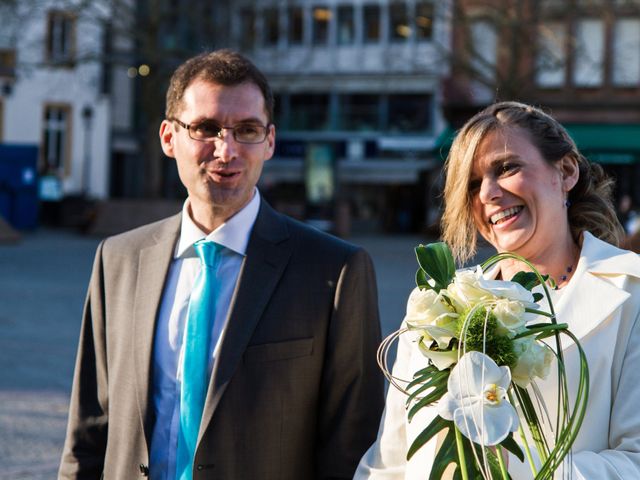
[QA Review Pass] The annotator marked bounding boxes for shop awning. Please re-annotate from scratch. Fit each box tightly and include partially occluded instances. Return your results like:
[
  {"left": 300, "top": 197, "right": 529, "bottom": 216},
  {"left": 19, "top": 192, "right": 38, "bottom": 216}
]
[
  {"left": 565, "top": 124, "right": 640, "bottom": 164},
  {"left": 434, "top": 123, "right": 640, "bottom": 165}
]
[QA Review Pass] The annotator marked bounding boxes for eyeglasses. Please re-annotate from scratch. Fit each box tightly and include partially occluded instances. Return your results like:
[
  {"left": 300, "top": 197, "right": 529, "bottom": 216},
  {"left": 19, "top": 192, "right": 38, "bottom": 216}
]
[{"left": 169, "top": 118, "right": 271, "bottom": 144}]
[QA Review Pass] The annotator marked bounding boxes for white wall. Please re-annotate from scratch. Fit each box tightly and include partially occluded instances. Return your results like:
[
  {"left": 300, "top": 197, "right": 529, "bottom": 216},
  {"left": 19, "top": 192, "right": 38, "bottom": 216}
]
[{"left": 1, "top": 0, "right": 112, "bottom": 199}]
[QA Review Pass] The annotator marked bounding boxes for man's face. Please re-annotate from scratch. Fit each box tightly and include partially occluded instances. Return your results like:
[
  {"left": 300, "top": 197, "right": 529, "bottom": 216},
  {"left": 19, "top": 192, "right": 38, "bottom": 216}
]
[{"left": 160, "top": 79, "right": 275, "bottom": 227}]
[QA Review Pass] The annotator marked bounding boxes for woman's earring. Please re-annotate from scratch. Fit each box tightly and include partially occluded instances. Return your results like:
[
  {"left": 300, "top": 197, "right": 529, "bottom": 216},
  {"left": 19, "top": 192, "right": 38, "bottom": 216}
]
[{"left": 565, "top": 199, "right": 571, "bottom": 208}]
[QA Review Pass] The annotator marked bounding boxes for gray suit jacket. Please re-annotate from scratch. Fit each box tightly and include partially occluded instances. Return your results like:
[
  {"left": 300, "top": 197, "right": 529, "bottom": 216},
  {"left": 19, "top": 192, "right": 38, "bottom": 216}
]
[{"left": 59, "top": 201, "right": 384, "bottom": 479}]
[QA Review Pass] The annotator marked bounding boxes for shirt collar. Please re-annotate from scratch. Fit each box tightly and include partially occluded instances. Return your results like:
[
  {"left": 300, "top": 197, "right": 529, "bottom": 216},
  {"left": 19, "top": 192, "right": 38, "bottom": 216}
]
[{"left": 175, "top": 189, "right": 261, "bottom": 258}]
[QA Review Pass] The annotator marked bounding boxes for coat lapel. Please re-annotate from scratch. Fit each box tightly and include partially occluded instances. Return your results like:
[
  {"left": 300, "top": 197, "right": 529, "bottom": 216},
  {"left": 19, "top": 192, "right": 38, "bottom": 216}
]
[
  {"left": 132, "top": 214, "right": 181, "bottom": 444},
  {"left": 545, "top": 232, "right": 640, "bottom": 350},
  {"left": 199, "top": 202, "right": 292, "bottom": 435}
]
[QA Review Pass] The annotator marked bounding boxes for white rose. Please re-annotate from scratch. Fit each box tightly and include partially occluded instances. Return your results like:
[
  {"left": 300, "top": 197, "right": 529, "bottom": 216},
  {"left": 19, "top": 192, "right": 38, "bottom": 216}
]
[
  {"left": 445, "top": 268, "right": 493, "bottom": 311},
  {"left": 511, "top": 337, "right": 554, "bottom": 388},
  {"left": 404, "top": 287, "right": 458, "bottom": 348},
  {"left": 492, "top": 298, "right": 527, "bottom": 336}
]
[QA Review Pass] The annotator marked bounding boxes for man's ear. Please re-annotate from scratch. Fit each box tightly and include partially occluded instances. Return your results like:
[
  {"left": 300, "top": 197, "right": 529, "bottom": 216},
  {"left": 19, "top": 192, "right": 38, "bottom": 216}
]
[
  {"left": 559, "top": 155, "right": 579, "bottom": 192},
  {"left": 159, "top": 120, "right": 175, "bottom": 158},
  {"left": 263, "top": 123, "right": 276, "bottom": 161}
]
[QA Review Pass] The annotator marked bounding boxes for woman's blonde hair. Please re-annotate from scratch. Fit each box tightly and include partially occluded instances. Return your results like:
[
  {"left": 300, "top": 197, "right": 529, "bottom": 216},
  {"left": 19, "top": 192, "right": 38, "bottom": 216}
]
[{"left": 441, "top": 101, "right": 624, "bottom": 264}]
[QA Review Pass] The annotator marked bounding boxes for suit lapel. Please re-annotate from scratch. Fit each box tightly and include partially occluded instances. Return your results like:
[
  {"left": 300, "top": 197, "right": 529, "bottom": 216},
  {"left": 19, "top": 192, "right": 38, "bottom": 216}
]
[
  {"left": 199, "top": 202, "right": 292, "bottom": 436},
  {"left": 132, "top": 214, "right": 181, "bottom": 444}
]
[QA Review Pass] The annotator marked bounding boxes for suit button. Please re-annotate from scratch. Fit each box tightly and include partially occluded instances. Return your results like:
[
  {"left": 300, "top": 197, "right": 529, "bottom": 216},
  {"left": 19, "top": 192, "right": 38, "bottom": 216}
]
[
  {"left": 139, "top": 464, "right": 149, "bottom": 476},
  {"left": 196, "top": 464, "right": 203, "bottom": 471}
]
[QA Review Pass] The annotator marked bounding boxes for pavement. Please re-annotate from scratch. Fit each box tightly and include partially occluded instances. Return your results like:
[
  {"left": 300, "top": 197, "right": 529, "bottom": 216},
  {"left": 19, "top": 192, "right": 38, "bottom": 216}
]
[{"left": 0, "top": 227, "right": 493, "bottom": 478}]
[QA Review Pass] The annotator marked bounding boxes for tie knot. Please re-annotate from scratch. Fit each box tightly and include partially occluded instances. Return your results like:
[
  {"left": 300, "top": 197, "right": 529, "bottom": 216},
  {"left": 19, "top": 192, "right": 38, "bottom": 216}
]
[{"left": 193, "top": 240, "right": 221, "bottom": 267}]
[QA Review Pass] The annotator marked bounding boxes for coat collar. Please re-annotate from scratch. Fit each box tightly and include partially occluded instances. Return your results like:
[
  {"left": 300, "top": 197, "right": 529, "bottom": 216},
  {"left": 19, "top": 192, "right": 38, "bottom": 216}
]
[
  {"left": 199, "top": 200, "right": 292, "bottom": 438},
  {"left": 545, "top": 232, "right": 640, "bottom": 349}
]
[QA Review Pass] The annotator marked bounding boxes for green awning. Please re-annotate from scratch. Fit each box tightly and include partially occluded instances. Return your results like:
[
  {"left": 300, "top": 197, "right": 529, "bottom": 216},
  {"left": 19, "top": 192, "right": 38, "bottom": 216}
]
[
  {"left": 434, "top": 123, "right": 640, "bottom": 164},
  {"left": 564, "top": 124, "right": 640, "bottom": 164},
  {"left": 433, "top": 127, "right": 456, "bottom": 161}
]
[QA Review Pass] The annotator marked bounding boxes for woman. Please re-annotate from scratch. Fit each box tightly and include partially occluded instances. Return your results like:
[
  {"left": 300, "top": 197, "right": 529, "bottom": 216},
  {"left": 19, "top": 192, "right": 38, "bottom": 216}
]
[{"left": 355, "top": 101, "right": 640, "bottom": 478}]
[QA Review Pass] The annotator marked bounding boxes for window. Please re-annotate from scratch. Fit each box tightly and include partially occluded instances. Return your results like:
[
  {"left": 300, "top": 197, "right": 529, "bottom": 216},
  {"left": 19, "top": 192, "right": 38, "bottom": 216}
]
[
  {"left": 339, "top": 94, "right": 380, "bottom": 131},
  {"left": 290, "top": 94, "right": 330, "bottom": 130},
  {"left": 239, "top": 7, "right": 256, "bottom": 50},
  {"left": 612, "top": 19, "right": 640, "bottom": 86},
  {"left": 42, "top": 105, "right": 71, "bottom": 175},
  {"left": 288, "top": 6, "right": 304, "bottom": 45},
  {"left": 263, "top": 7, "right": 279, "bottom": 46},
  {"left": 536, "top": 23, "right": 567, "bottom": 87},
  {"left": 387, "top": 94, "right": 432, "bottom": 133},
  {"left": 389, "top": 2, "right": 410, "bottom": 41},
  {"left": 0, "top": 49, "right": 16, "bottom": 78},
  {"left": 470, "top": 20, "right": 498, "bottom": 82},
  {"left": 46, "top": 11, "right": 76, "bottom": 64},
  {"left": 363, "top": 5, "right": 381, "bottom": 42},
  {"left": 312, "top": 6, "right": 331, "bottom": 45},
  {"left": 337, "top": 5, "right": 355, "bottom": 45},
  {"left": 415, "top": 1, "right": 433, "bottom": 40},
  {"left": 573, "top": 19, "right": 605, "bottom": 87}
]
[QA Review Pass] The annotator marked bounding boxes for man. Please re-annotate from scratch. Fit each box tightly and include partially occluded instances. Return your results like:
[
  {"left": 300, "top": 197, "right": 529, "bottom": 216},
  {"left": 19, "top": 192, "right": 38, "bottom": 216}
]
[{"left": 59, "top": 50, "right": 384, "bottom": 479}]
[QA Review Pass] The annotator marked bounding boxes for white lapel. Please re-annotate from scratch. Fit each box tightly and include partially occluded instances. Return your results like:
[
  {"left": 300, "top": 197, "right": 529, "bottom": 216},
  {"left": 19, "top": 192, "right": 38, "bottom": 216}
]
[{"left": 545, "top": 232, "right": 640, "bottom": 350}]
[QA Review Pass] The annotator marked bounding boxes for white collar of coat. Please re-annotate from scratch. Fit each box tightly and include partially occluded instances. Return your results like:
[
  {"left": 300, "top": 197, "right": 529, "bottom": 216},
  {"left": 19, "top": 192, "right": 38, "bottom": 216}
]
[
  {"left": 541, "top": 231, "right": 640, "bottom": 349},
  {"left": 485, "top": 232, "right": 640, "bottom": 349}
]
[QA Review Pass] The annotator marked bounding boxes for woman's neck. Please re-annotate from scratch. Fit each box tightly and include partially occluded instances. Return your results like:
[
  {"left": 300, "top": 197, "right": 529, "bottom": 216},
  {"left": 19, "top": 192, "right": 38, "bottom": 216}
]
[{"left": 498, "top": 235, "right": 581, "bottom": 289}]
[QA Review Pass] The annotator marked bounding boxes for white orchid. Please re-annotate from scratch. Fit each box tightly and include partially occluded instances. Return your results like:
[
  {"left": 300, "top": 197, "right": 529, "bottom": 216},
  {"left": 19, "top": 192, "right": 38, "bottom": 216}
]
[{"left": 438, "top": 351, "right": 519, "bottom": 446}]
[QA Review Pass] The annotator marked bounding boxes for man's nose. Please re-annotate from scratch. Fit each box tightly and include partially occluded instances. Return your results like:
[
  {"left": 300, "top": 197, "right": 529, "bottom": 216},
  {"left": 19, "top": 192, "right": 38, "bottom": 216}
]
[{"left": 212, "top": 129, "right": 238, "bottom": 162}]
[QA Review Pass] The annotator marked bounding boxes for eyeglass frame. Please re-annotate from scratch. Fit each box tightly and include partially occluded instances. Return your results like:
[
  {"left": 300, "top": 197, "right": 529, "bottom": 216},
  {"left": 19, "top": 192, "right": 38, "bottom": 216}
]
[{"left": 168, "top": 117, "right": 273, "bottom": 144}]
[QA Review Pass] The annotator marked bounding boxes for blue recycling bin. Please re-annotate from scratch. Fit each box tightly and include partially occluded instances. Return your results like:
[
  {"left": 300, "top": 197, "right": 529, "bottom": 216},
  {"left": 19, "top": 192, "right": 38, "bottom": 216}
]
[{"left": 0, "top": 144, "right": 39, "bottom": 230}]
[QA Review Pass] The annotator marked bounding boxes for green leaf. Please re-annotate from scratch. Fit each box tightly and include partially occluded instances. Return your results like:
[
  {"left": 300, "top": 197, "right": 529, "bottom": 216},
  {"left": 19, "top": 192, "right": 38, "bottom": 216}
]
[
  {"left": 407, "top": 385, "right": 448, "bottom": 421},
  {"left": 427, "top": 425, "right": 458, "bottom": 480},
  {"left": 416, "top": 268, "right": 432, "bottom": 290},
  {"left": 406, "top": 370, "right": 450, "bottom": 405},
  {"left": 412, "top": 364, "right": 440, "bottom": 379},
  {"left": 415, "top": 242, "right": 456, "bottom": 291},
  {"left": 407, "top": 366, "right": 448, "bottom": 390},
  {"left": 532, "top": 292, "right": 543, "bottom": 302},
  {"left": 500, "top": 433, "right": 525, "bottom": 463},
  {"left": 510, "top": 271, "right": 540, "bottom": 291},
  {"left": 407, "top": 416, "right": 452, "bottom": 460}
]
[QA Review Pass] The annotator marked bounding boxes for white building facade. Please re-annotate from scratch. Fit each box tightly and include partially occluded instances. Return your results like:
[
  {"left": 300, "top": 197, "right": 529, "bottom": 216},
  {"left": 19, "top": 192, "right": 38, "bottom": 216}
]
[
  {"left": 229, "top": 0, "right": 451, "bottom": 231},
  {"left": 0, "top": 0, "right": 113, "bottom": 202}
]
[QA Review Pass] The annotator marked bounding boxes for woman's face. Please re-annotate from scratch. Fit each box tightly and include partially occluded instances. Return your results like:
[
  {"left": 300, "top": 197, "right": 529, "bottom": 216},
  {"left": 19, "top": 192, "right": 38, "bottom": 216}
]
[{"left": 469, "top": 127, "right": 577, "bottom": 259}]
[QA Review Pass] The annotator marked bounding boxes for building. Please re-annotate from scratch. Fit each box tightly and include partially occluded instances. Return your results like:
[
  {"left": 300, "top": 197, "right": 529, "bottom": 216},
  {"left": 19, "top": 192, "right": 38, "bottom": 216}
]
[
  {"left": 443, "top": 0, "right": 640, "bottom": 212},
  {"left": 0, "top": 1, "right": 114, "bottom": 207},
  {"left": 227, "top": 0, "right": 452, "bottom": 233}
]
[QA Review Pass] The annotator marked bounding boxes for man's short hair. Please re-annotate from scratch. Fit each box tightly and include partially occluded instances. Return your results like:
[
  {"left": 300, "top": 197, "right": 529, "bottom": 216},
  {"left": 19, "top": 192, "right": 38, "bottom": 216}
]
[{"left": 165, "top": 49, "right": 274, "bottom": 123}]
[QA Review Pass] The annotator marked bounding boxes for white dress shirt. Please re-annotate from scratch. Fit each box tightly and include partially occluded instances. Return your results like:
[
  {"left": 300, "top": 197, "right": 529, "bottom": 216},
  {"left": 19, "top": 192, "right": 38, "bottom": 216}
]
[{"left": 149, "top": 191, "right": 260, "bottom": 480}]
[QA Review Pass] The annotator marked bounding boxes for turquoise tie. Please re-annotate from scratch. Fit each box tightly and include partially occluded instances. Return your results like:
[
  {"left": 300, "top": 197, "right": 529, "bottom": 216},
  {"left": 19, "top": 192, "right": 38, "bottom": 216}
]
[{"left": 175, "top": 240, "right": 221, "bottom": 480}]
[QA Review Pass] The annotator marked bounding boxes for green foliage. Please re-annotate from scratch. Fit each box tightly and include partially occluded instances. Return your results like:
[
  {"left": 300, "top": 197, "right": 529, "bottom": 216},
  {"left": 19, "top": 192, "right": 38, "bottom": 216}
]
[
  {"left": 415, "top": 242, "right": 456, "bottom": 292},
  {"left": 510, "top": 271, "right": 540, "bottom": 290},
  {"left": 460, "top": 307, "right": 517, "bottom": 368},
  {"left": 510, "top": 270, "right": 549, "bottom": 303}
]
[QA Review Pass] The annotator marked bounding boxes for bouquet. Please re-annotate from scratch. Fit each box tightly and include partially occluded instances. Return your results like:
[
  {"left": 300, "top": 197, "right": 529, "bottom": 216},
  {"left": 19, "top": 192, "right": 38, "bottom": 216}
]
[{"left": 378, "top": 242, "right": 589, "bottom": 479}]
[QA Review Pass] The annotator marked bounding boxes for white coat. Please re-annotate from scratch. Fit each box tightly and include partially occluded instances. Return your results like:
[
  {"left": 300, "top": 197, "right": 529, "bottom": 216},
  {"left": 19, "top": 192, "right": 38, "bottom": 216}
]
[{"left": 355, "top": 232, "right": 640, "bottom": 479}]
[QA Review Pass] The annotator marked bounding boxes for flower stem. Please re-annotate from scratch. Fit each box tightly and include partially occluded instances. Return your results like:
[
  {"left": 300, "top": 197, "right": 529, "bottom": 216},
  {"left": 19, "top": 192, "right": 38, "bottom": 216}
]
[
  {"left": 496, "top": 446, "right": 509, "bottom": 480},
  {"left": 508, "top": 390, "right": 538, "bottom": 477},
  {"left": 454, "top": 426, "right": 469, "bottom": 480}
]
